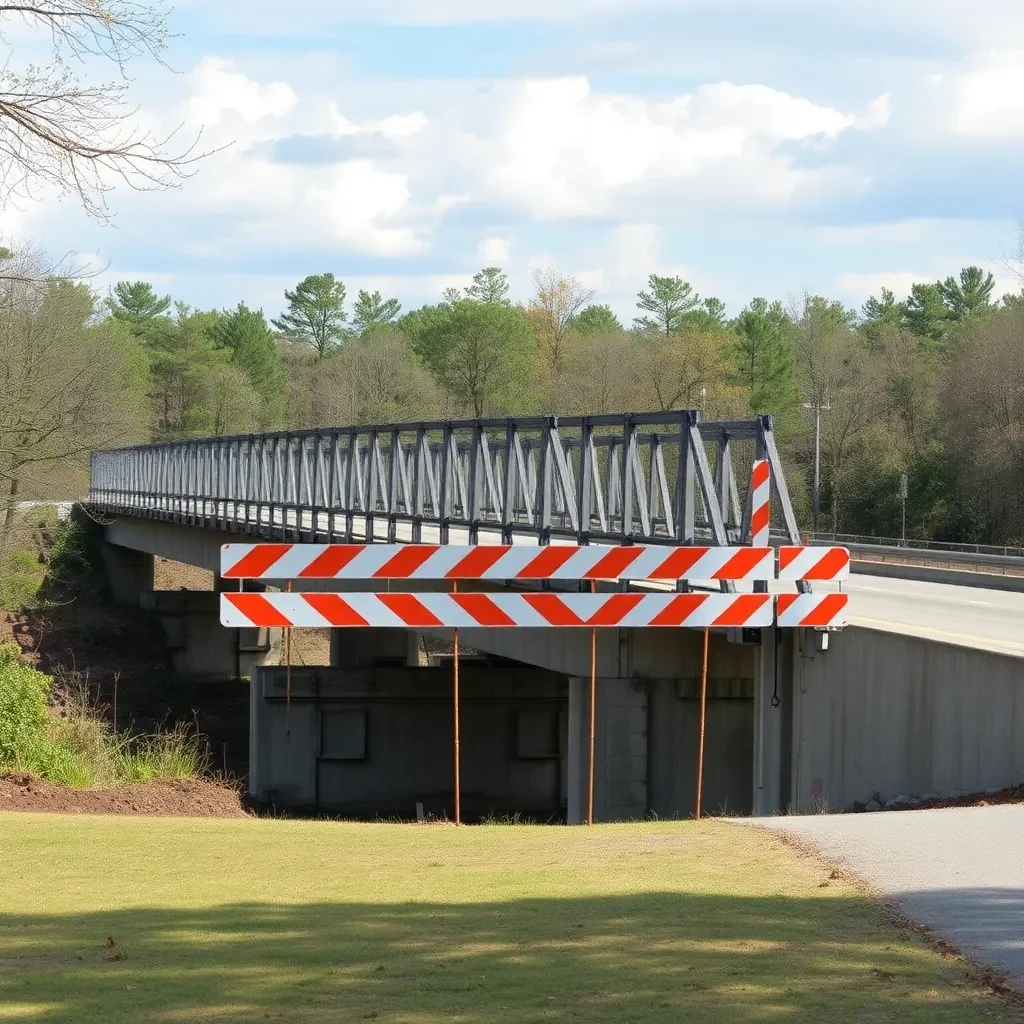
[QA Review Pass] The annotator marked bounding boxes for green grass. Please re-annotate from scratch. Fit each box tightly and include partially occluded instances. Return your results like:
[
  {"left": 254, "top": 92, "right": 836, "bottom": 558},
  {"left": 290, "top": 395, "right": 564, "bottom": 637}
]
[{"left": 0, "top": 817, "right": 1017, "bottom": 1023}]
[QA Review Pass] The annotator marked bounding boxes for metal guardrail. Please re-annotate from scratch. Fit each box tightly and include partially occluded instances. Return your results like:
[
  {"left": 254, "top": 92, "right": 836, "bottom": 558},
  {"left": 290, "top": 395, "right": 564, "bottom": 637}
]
[
  {"left": 807, "top": 532, "right": 1024, "bottom": 559},
  {"left": 844, "top": 541, "right": 1024, "bottom": 575}
]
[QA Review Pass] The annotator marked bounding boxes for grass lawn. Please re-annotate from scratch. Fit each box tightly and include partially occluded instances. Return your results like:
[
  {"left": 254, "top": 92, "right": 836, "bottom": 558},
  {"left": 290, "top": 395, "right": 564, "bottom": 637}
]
[{"left": 0, "top": 814, "right": 1018, "bottom": 1023}]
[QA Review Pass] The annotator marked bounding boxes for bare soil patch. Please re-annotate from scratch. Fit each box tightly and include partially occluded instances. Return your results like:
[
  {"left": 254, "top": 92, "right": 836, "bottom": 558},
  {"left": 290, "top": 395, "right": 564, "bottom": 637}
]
[{"left": 0, "top": 772, "right": 246, "bottom": 817}]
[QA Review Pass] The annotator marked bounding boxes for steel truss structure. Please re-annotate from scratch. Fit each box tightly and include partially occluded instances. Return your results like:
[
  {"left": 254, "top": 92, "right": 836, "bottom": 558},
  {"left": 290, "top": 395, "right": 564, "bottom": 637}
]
[{"left": 89, "top": 411, "right": 804, "bottom": 550}]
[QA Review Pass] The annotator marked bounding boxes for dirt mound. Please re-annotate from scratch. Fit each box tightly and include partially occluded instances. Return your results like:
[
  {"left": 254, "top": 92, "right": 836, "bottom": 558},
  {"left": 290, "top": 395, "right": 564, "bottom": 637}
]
[{"left": 0, "top": 773, "right": 247, "bottom": 818}]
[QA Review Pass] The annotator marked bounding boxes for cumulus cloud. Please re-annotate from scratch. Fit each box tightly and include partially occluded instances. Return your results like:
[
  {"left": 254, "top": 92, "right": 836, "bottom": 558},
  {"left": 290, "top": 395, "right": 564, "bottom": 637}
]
[
  {"left": 475, "top": 77, "right": 886, "bottom": 219},
  {"left": 185, "top": 57, "right": 298, "bottom": 125},
  {"left": 476, "top": 236, "right": 510, "bottom": 263},
  {"left": 171, "top": 59, "right": 432, "bottom": 256}
]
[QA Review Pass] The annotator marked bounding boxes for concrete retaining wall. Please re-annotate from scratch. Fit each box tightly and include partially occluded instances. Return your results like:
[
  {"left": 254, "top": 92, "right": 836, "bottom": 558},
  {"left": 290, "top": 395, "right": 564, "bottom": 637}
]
[{"left": 792, "top": 626, "right": 1024, "bottom": 811}]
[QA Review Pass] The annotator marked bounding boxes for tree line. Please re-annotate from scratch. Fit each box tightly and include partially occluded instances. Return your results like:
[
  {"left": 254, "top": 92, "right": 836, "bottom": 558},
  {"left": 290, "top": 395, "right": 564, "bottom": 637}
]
[{"left": 3, "top": 252, "right": 1023, "bottom": 547}]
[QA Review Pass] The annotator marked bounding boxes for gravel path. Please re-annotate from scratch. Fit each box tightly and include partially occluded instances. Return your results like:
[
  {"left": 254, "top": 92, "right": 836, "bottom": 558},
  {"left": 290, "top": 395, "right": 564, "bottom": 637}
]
[{"left": 748, "top": 805, "right": 1024, "bottom": 989}]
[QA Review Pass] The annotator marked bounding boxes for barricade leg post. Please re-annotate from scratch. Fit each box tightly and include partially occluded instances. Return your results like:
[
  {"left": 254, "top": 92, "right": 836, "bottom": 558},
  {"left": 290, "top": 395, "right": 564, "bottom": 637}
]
[
  {"left": 452, "top": 580, "right": 461, "bottom": 826},
  {"left": 695, "top": 627, "right": 709, "bottom": 820},
  {"left": 587, "top": 580, "right": 597, "bottom": 826}
]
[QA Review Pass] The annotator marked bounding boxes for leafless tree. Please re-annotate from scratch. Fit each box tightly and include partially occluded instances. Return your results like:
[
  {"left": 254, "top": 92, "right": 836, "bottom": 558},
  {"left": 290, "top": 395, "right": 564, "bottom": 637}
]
[
  {"left": 528, "top": 266, "right": 594, "bottom": 374},
  {"left": 1012, "top": 220, "right": 1024, "bottom": 288},
  {"left": 632, "top": 328, "right": 734, "bottom": 414},
  {"left": 0, "top": 250, "right": 149, "bottom": 550},
  {"left": 553, "top": 330, "right": 636, "bottom": 416},
  {"left": 794, "top": 319, "right": 881, "bottom": 532},
  {"left": 301, "top": 331, "right": 442, "bottom": 428},
  {"left": 0, "top": 0, "right": 212, "bottom": 222},
  {"left": 944, "top": 305, "right": 1024, "bottom": 540}
]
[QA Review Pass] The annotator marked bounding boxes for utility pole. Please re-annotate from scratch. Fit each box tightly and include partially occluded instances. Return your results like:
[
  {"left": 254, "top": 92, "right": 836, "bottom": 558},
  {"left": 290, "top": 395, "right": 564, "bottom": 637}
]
[
  {"left": 899, "top": 472, "right": 908, "bottom": 546},
  {"left": 803, "top": 399, "right": 830, "bottom": 534}
]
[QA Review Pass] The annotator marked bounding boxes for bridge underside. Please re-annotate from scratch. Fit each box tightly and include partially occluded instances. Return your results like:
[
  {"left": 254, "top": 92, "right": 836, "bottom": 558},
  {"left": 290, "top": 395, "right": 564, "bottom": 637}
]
[
  {"left": 97, "top": 514, "right": 790, "bottom": 819},
  {"left": 96, "top": 514, "right": 1024, "bottom": 819}
]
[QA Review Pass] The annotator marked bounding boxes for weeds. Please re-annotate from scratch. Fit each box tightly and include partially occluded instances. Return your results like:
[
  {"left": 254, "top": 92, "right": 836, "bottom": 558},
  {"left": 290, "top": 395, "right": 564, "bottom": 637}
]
[
  {"left": 0, "top": 647, "right": 209, "bottom": 789},
  {"left": 115, "top": 724, "right": 210, "bottom": 783}
]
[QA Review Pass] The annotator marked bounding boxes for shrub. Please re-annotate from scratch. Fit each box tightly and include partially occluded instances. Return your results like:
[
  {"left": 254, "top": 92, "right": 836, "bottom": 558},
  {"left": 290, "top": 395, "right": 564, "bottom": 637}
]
[
  {"left": 0, "top": 644, "right": 93, "bottom": 783},
  {"left": 0, "top": 642, "right": 51, "bottom": 766},
  {"left": 0, "top": 648, "right": 209, "bottom": 788}
]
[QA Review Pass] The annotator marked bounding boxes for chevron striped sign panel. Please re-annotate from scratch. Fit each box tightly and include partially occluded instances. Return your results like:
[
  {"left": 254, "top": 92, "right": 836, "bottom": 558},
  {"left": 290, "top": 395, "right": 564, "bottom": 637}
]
[
  {"left": 220, "top": 543, "right": 777, "bottom": 582},
  {"left": 220, "top": 591, "right": 776, "bottom": 629},
  {"left": 775, "top": 593, "right": 849, "bottom": 628},
  {"left": 776, "top": 546, "right": 851, "bottom": 580}
]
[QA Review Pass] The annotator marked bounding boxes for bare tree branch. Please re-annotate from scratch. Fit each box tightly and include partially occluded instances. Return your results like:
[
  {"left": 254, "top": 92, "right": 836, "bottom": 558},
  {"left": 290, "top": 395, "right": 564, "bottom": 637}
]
[{"left": 0, "top": 0, "right": 219, "bottom": 221}]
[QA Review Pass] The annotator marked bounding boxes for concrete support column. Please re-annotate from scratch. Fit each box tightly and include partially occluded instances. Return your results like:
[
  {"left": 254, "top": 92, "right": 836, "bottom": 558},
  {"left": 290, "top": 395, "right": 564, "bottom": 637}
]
[
  {"left": 141, "top": 590, "right": 280, "bottom": 678},
  {"left": 752, "top": 627, "right": 793, "bottom": 815},
  {"left": 101, "top": 543, "right": 154, "bottom": 606},
  {"left": 330, "top": 628, "right": 422, "bottom": 668},
  {"left": 567, "top": 677, "right": 648, "bottom": 824}
]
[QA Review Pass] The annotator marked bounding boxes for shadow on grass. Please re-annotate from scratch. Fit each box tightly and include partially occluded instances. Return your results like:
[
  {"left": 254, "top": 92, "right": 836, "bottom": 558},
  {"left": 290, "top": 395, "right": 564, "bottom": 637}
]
[{"left": 1, "top": 890, "right": 1019, "bottom": 1023}]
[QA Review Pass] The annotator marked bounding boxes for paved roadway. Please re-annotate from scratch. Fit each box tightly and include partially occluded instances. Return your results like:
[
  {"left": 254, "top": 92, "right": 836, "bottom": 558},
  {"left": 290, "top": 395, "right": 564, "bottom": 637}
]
[
  {"left": 751, "top": 806, "right": 1024, "bottom": 990},
  {"left": 820, "top": 574, "right": 1024, "bottom": 659}
]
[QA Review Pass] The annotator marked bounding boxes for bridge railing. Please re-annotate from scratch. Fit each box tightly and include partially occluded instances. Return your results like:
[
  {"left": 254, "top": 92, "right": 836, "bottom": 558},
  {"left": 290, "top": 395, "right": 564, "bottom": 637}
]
[{"left": 88, "top": 412, "right": 805, "bottom": 552}]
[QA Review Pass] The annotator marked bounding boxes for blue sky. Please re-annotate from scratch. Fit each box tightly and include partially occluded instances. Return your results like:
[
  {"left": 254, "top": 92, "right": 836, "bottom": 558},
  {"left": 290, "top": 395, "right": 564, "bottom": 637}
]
[{"left": 5, "top": 0, "right": 1024, "bottom": 321}]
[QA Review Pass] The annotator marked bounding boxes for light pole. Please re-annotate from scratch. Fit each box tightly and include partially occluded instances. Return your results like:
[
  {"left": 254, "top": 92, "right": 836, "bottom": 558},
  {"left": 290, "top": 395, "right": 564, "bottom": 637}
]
[
  {"left": 899, "top": 472, "right": 908, "bottom": 546},
  {"left": 803, "top": 399, "right": 830, "bottom": 534}
]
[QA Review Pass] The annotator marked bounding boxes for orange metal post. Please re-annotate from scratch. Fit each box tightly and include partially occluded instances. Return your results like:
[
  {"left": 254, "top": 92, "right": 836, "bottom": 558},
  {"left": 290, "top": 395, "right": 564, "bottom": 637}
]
[
  {"left": 695, "top": 627, "right": 709, "bottom": 819},
  {"left": 453, "top": 580, "right": 461, "bottom": 826},
  {"left": 587, "top": 579, "right": 597, "bottom": 826}
]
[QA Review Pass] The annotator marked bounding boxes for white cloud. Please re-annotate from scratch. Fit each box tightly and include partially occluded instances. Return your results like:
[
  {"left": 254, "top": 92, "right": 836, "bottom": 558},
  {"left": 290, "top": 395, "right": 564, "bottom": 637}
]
[
  {"left": 185, "top": 57, "right": 298, "bottom": 125},
  {"left": 476, "top": 236, "right": 510, "bottom": 263},
  {"left": 169, "top": 61, "right": 431, "bottom": 257},
  {"left": 834, "top": 271, "right": 924, "bottom": 301},
  {"left": 476, "top": 77, "right": 885, "bottom": 220},
  {"left": 835, "top": 259, "right": 1020, "bottom": 302},
  {"left": 952, "top": 51, "right": 1024, "bottom": 137}
]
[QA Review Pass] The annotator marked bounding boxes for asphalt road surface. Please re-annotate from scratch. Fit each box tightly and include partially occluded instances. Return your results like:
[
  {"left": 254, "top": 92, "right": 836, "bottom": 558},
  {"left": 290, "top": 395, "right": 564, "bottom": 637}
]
[
  {"left": 822, "top": 574, "right": 1024, "bottom": 658},
  {"left": 754, "top": 806, "right": 1024, "bottom": 990}
]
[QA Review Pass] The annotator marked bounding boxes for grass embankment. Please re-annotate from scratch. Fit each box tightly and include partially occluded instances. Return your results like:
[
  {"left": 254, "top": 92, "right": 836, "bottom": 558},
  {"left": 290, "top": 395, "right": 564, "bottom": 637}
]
[{"left": 0, "top": 816, "right": 1017, "bottom": 1024}]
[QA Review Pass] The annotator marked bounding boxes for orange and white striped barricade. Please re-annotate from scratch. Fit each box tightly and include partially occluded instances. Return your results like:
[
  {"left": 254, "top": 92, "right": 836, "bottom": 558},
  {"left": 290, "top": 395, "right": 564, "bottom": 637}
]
[
  {"left": 775, "top": 593, "right": 849, "bottom": 628},
  {"left": 749, "top": 458, "right": 770, "bottom": 546},
  {"left": 221, "top": 590, "right": 775, "bottom": 629},
  {"left": 776, "top": 546, "right": 850, "bottom": 581},
  {"left": 220, "top": 542, "right": 777, "bottom": 583}
]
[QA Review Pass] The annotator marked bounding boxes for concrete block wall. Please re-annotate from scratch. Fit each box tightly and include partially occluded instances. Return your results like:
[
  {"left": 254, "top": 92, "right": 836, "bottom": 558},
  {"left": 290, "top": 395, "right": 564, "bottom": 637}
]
[
  {"left": 567, "top": 677, "right": 648, "bottom": 823},
  {"left": 647, "top": 678, "right": 754, "bottom": 818},
  {"left": 792, "top": 627, "right": 1024, "bottom": 811},
  {"left": 250, "top": 664, "right": 568, "bottom": 819}
]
